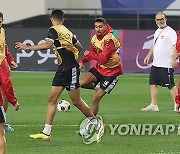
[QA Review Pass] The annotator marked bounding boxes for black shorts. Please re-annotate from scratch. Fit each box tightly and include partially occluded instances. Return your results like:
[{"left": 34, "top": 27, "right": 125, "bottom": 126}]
[
  {"left": 89, "top": 68, "right": 119, "bottom": 94},
  {"left": 52, "top": 66, "right": 80, "bottom": 91},
  {"left": 149, "top": 66, "right": 175, "bottom": 88},
  {"left": 0, "top": 106, "right": 6, "bottom": 123}
]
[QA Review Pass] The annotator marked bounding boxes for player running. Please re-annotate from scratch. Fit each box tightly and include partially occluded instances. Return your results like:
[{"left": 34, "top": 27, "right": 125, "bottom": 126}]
[
  {"left": 15, "top": 9, "right": 104, "bottom": 142},
  {"left": 79, "top": 17, "right": 123, "bottom": 116}
]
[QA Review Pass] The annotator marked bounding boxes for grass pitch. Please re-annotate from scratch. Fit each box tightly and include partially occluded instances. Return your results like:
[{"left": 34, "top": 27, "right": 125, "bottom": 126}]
[{"left": 6, "top": 72, "right": 180, "bottom": 154}]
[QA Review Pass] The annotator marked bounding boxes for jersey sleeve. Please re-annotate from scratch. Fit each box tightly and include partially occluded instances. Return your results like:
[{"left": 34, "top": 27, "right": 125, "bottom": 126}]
[
  {"left": 79, "top": 43, "right": 94, "bottom": 64},
  {"left": 176, "top": 32, "right": 180, "bottom": 52},
  {"left": 72, "top": 35, "right": 78, "bottom": 45},
  {"left": 45, "top": 28, "right": 58, "bottom": 43},
  {"left": 5, "top": 40, "right": 14, "bottom": 64},
  {"left": 90, "top": 39, "right": 116, "bottom": 64}
]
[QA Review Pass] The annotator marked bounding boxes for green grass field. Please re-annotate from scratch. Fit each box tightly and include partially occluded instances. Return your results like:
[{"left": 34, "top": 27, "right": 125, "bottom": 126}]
[{"left": 5, "top": 72, "right": 180, "bottom": 154}]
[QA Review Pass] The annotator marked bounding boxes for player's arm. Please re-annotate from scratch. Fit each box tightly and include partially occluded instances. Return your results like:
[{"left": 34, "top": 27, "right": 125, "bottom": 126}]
[
  {"left": 79, "top": 43, "right": 94, "bottom": 70},
  {"left": 90, "top": 39, "right": 116, "bottom": 64},
  {"left": 5, "top": 44, "right": 14, "bottom": 64},
  {"left": 172, "top": 45, "right": 178, "bottom": 68},
  {"left": 176, "top": 32, "right": 180, "bottom": 55},
  {"left": 172, "top": 32, "right": 180, "bottom": 68},
  {"left": 15, "top": 40, "right": 52, "bottom": 51},
  {"left": 5, "top": 41, "right": 18, "bottom": 68},
  {"left": 6, "top": 50, "right": 18, "bottom": 68},
  {"left": 72, "top": 36, "right": 83, "bottom": 52},
  {"left": 144, "top": 45, "right": 154, "bottom": 64},
  {"left": 15, "top": 28, "right": 57, "bottom": 51}
]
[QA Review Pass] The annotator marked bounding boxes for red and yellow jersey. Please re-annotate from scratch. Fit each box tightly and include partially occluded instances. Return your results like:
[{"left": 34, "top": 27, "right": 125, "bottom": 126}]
[
  {"left": 91, "top": 32, "right": 121, "bottom": 69},
  {"left": 80, "top": 24, "right": 123, "bottom": 76},
  {"left": 0, "top": 27, "right": 6, "bottom": 65}
]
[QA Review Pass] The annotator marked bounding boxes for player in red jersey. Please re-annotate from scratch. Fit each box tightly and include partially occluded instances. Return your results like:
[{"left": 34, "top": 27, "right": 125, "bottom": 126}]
[
  {"left": 0, "top": 48, "right": 18, "bottom": 132},
  {"left": 0, "top": 11, "right": 19, "bottom": 154},
  {"left": 172, "top": 31, "right": 180, "bottom": 113},
  {"left": 79, "top": 17, "right": 123, "bottom": 116}
]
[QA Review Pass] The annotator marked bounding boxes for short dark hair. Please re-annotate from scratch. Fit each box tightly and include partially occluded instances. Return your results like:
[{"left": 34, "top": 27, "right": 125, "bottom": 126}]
[
  {"left": 51, "top": 9, "right": 64, "bottom": 20},
  {"left": 95, "top": 17, "right": 106, "bottom": 24},
  {"left": 0, "top": 12, "right": 3, "bottom": 18}
]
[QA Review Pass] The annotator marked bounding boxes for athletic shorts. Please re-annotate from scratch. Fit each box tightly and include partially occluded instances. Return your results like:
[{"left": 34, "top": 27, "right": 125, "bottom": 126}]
[
  {"left": 89, "top": 67, "right": 119, "bottom": 94},
  {"left": 0, "top": 106, "right": 6, "bottom": 123},
  {"left": 52, "top": 66, "right": 80, "bottom": 91},
  {"left": 149, "top": 66, "right": 175, "bottom": 88}
]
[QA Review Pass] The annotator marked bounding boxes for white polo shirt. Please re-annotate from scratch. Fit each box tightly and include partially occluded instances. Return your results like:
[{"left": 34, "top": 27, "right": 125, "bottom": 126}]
[{"left": 152, "top": 26, "right": 177, "bottom": 68}]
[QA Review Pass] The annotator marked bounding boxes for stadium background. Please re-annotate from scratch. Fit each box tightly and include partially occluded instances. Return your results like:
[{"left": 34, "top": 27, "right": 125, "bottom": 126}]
[
  {"left": 1, "top": 0, "right": 180, "bottom": 72},
  {"left": 1, "top": 1, "right": 180, "bottom": 153}
]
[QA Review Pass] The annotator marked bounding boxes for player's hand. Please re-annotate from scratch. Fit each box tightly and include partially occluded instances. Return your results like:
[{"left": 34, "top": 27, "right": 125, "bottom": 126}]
[
  {"left": 176, "top": 104, "right": 180, "bottom": 113},
  {"left": 79, "top": 62, "right": 85, "bottom": 71},
  {"left": 14, "top": 102, "right": 20, "bottom": 111},
  {"left": 11, "top": 61, "right": 18, "bottom": 68},
  {"left": 15, "top": 42, "right": 29, "bottom": 50},
  {"left": 84, "top": 50, "right": 90, "bottom": 56},
  {"left": 144, "top": 56, "right": 150, "bottom": 64}
]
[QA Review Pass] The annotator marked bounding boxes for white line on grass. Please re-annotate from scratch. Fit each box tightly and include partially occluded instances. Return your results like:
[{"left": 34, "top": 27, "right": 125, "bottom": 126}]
[{"left": 11, "top": 124, "right": 78, "bottom": 127}]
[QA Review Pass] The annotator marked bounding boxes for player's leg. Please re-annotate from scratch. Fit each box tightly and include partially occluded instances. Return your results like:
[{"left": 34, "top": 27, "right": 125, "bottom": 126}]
[
  {"left": 68, "top": 88, "right": 104, "bottom": 140},
  {"left": 68, "top": 88, "right": 94, "bottom": 117},
  {"left": 45, "top": 86, "right": 64, "bottom": 125},
  {"left": 30, "top": 86, "right": 64, "bottom": 140},
  {"left": 169, "top": 86, "right": 177, "bottom": 104},
  {"left": 0, "top": 89, "right": 8, "bottom": 112},
  {"left": 0, "top": 123, "right": 6, "bottom": 154},
  {"left": 30, "top": 67, "right": 66, "bottom": 140},
  {"left": 166, "top": 68, "right": 178, "bottom": 110},
  {"left": 175, "top": 80, "right": 180, "bottom": 112},
  {"left": 0, "top": 60, "right": 17, "bottom": 105},
  {"left": 67, "top": 66, "right": 104, "bottom": 139},
  {"left": 92, "top": 76, "right": 119, "bottom": 115},
  {"left": 0, "top": 90, "right": 14, "bottom": 132},
  {"left": 92, "top": 89, "right": 106, "bottom": 116},
  {"left": 80, "top": 68, "right": 98, "bottom": 90},
  {"left": 0, "top": 106, "right": 6, "bottom": 154}
]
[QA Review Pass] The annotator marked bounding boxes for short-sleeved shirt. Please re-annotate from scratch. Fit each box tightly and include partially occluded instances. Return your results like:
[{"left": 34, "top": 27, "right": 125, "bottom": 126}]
[{"left": 152, "top": 26, "right": 177, "bottom": 68}]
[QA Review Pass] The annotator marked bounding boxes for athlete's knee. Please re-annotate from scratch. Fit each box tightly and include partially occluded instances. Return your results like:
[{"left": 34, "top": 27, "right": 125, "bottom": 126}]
[
  {"left": 48, "top": 96, "right": 57, "bottom": 104},
  {"left": 79, "top": 78, "right": 86, "bottom": 87},
  {"left": 168, "top": 85, "right": 175, "bottom": 90}
]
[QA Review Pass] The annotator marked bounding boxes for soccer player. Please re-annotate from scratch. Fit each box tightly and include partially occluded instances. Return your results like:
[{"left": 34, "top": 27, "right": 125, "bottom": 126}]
[
  {"left": 172, "top": 31, "right": 180, "bottom": 113},
  {"left": 79, "top": 17, "right": 123, "bottom": 116},
  {"left": 0, "top": 11, "right": 20, "bottom": 154},
  {"left": 15, "top": 9, "right": 104, "bottom": 141},
  {"left": 1, "top": 46, "right": 18, "bottom": 132},
  {"left": 141, "top": 12, "right": 177, "bottom": 111},
  {"left": 0, "top": 12, "right": 19, "bottom": 132},
  {"left": 0, "top": 50, "right": 18, "bottom": 132}
]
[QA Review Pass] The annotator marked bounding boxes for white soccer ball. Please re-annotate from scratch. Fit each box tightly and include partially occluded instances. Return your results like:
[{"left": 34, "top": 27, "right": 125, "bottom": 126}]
[{"left": 57, "top": 100, "right": 71, "bottom": 112}]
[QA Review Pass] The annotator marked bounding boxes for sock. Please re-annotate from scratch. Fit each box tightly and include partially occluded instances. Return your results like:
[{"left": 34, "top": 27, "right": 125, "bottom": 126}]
[
  {"left": 86, "top": 117, "right": 100, "bottom": 131},
  {"left": 94, "top": 85, "right": 100, "bottom": 91},
  {"left": 150, "top": 104, "right": 157, "bottom": 107},
  {"left": 42, "top": 124, "right": 52, "bottom": 136}
]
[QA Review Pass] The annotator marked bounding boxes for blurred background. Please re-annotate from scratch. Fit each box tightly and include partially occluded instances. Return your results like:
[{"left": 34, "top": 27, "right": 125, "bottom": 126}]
[{"left": 1, "top": 0, "right": 180, "bottom": 72}]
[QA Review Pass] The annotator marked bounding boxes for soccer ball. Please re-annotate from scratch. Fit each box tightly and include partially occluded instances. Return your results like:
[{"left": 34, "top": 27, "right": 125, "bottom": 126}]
[{"left": 57, "top": 100, "right": 71, "bottom": 112}]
